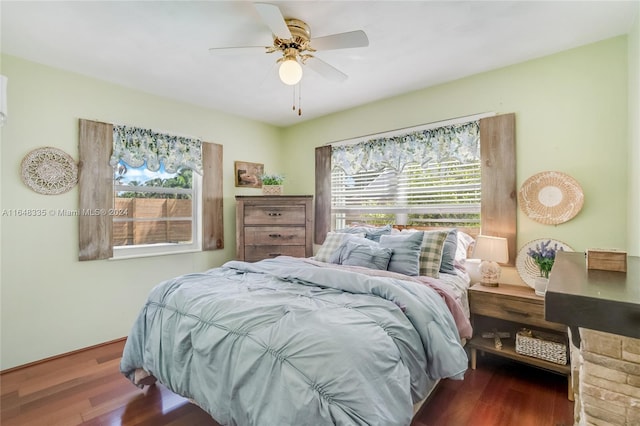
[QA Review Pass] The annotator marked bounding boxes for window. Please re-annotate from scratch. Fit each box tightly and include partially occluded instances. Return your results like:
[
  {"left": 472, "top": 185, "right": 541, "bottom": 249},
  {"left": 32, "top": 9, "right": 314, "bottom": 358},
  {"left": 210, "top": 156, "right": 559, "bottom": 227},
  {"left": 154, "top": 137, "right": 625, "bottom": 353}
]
[
  {"left": 108, "top": 125, "right": 203, "bottom": 258},
  {"left": 112, "top": 161, "right": 201, "bottom": 258},
  {"left": 78, "top": 119, "right": 224, "bottom": 261},
  {"left": 330, "top": 120, "right": 481, "bottom": 230},
  {"left": 331, "top": 160, "right": 481, "bottom": 229},
  {"left": 315, "top": 113, "right": 516, "bottom": 264}
]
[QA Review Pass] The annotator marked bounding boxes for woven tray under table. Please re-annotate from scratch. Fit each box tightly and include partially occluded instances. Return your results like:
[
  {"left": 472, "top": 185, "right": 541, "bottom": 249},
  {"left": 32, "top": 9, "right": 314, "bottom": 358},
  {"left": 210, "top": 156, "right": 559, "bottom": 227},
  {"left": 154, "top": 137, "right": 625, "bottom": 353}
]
[{"left": 515, "top": 328, "right": 567, "bottom": 365}]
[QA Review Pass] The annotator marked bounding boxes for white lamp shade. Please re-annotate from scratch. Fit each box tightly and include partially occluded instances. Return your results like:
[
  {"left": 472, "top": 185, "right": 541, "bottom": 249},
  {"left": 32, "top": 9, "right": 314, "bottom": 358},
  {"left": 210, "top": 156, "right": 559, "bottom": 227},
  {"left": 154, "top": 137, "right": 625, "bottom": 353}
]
[
  {"left": 472, "top": 235, "right": 508, "bottom": 286},
  {"left": 278, "top": 59, "right": 303, "bottom": 85},
  {"left": 472, "top": 235, "right": 509, "bottom": 263}
]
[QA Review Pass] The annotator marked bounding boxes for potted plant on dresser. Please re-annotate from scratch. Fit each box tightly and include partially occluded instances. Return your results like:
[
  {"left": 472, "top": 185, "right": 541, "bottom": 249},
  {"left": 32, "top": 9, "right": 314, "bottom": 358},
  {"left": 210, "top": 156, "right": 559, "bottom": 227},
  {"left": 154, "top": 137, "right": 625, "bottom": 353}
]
[{"left": 260, "top": 173, "right": 284, "bottom": 195}]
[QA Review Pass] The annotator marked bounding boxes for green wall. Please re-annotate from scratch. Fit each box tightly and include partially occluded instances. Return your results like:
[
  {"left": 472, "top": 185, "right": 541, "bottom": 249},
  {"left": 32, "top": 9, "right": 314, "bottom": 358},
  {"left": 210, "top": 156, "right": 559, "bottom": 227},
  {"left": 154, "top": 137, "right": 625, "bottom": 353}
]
[
  {"left": 0, "top": 55, "right": 284, "bottom": 370},
  {"left": 1, "top": 33, "right": 635, "bottom": 370},
  {"left": 283, "top": 36, "right": 632, "bottom": 284},
  {"left": 628, "top": 9, "right": 640, "bottom": 256}
]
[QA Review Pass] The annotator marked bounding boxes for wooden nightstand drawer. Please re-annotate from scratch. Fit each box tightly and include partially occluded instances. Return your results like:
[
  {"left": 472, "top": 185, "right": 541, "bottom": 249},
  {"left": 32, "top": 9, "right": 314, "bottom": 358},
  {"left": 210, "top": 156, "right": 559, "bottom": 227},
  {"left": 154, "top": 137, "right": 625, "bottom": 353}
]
[
  {"left": 470, "top": 291, "right": 544, "bottom": 323},
  {"left": 469, "top": 285, "right": 566, "bottom": 332}
]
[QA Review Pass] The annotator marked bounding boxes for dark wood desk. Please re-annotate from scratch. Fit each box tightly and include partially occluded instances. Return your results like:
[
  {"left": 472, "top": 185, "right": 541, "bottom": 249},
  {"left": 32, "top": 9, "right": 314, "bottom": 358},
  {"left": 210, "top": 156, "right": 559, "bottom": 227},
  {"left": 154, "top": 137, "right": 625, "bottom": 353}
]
[{"left": 545, "top": 252, "right": 640, "bottom": 346}]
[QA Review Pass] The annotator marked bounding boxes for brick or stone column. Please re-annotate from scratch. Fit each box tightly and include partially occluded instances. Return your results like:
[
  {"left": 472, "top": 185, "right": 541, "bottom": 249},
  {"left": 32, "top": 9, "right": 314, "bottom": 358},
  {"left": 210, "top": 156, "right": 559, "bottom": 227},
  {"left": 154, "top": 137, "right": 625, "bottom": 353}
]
[{"left": 578, "top": 328, "right": 640, "bottom": 425}]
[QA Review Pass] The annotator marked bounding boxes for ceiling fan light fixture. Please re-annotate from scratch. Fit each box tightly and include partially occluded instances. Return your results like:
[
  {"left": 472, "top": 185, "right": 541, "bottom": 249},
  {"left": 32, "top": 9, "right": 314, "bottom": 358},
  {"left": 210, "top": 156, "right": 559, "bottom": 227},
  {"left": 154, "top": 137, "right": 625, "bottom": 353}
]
[{"left": 279, "top": 58, "right": 303, "bottom": 85}]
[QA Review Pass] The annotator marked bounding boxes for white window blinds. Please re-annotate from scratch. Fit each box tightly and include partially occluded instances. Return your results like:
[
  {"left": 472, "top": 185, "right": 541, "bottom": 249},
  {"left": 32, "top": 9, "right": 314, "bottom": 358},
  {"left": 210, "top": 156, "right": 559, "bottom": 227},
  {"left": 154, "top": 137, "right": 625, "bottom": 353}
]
[{"left": 330, "top": 121, "right": 481, "bottom": 228}]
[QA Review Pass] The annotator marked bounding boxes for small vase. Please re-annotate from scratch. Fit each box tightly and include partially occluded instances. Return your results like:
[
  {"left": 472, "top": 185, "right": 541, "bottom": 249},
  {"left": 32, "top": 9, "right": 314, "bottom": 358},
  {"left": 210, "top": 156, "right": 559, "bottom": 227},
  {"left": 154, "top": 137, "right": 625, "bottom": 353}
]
[
  {"left": 534, "top": 276, "right": 549, "bottom": 296},
  {"left": 262, "top": 185, "right": 283, "bottom": 195}
]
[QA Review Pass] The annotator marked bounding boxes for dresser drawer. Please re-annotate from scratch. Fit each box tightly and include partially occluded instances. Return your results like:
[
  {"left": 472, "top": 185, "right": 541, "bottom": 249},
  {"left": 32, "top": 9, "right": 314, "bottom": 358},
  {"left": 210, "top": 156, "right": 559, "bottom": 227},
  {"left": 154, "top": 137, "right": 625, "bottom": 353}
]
[
  {"left": 244, "top": 205, "right": 306, "bottom": 225},
  {"left": 244, "top": 226, "right": 306, "bottom": 246},
  {"left": 244, "top": 245, "right": 306, "bottom": 261}
]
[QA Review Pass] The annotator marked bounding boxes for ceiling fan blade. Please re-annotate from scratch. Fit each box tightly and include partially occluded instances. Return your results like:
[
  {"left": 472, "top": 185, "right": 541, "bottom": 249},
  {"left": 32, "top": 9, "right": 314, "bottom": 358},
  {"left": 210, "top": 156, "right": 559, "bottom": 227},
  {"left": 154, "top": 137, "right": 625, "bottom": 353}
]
[
  {"left": 208, "top": 46, "right": 268, "bottom": 56},
  {"left": 306, "top": 57, "right": 348, "bottom": 83},
  {"left": 311, "top": 30, "right": 369, "bottom": 51},
  {"left": 254, "top": 3, "right": 292, "bottom": 40}
]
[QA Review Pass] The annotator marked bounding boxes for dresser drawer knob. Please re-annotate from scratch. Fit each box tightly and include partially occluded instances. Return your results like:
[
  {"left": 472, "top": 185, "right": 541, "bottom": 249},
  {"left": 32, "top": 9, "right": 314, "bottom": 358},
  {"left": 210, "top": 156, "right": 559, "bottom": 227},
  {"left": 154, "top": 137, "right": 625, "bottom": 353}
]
[
  {"left": 267, "top": 212, "right": 282, "bottom": 217},
  {"left": 268, "top": 253, "right": 282, "bottom": 257},
  {"left": 268, "top": 233, "right": 283, "bottom": 238}
]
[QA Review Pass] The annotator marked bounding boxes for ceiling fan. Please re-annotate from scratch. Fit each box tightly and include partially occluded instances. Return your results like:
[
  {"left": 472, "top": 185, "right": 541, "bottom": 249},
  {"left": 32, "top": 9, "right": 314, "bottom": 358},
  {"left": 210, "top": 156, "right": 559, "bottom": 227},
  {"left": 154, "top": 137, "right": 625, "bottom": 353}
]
[{"left": 209, "top": 3, "right": 369, "bottom": 86}]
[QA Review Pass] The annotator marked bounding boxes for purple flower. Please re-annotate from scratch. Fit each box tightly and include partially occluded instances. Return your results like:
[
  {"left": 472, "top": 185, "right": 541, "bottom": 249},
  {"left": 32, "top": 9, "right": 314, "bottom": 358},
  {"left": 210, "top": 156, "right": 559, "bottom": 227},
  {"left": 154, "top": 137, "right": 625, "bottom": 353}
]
[{"left": 528, "top": 240, "right": 563, "bottom": 279}]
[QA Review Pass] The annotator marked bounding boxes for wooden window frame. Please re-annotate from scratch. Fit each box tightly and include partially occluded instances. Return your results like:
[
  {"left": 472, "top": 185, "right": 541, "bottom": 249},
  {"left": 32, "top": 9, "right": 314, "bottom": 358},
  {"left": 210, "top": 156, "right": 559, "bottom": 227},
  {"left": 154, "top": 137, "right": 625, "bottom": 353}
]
[
  {"left": 315, "top": 113, "right": 516, "bottom": 265},
  {"left": 78, "top": 119, "right": 223, "bottom": 261}
]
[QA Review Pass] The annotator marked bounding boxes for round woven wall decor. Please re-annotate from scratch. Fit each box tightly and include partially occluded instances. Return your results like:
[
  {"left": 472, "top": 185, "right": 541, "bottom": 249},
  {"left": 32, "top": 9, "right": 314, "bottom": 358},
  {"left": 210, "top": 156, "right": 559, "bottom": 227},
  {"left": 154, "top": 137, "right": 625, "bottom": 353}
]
[
  {"left": 21, "top": 147, "right": 78, "bottom": 195},
  {"left": 518, "top": 171, "right": 584, "bottom": 225}
]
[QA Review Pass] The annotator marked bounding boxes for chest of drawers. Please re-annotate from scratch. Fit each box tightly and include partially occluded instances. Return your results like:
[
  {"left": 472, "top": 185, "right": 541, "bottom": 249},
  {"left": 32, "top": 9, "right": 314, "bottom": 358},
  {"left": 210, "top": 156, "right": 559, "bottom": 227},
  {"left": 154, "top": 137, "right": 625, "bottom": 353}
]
[{"left": 235, "top": 195, "right": 313, "bottom": 261}]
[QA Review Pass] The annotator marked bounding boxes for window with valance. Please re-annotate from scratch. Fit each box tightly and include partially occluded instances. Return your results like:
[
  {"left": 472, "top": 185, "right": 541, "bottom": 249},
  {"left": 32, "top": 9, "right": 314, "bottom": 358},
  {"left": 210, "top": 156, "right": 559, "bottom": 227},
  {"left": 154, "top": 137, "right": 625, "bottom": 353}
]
[
  {"left": 316, "top": 113, "right": 517, "bottom": 265},
  {"left": 110, "top": 125, "right": 203, "bottom": 174},
  {"left": 78, "top": 119, "right": 223, "bottom": 260},
  {"left": 108, "top": 125, "right": 204, "bottom": 257},
  {"left": 331, "top": 121, "right": 481, "bottom": 229}
]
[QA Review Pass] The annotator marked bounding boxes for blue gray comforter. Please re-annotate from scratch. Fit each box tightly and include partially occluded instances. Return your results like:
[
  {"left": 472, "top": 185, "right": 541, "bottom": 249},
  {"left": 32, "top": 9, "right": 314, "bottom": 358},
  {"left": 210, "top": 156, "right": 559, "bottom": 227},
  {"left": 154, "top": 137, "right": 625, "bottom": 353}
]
[{"left": 120, "top": 256, "right": 468, "bottom": 426}]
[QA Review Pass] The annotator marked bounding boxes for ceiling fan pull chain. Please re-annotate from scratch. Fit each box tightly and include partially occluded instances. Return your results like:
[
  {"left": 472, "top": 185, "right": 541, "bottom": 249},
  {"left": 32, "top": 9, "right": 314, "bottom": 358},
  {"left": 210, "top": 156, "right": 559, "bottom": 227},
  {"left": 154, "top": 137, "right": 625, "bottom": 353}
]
[
  {"left": 298, "top": 82, "right": 302, "bottom": 116},
  {"left": 292, "top": 85, "right": 296, "bottom": 111}
]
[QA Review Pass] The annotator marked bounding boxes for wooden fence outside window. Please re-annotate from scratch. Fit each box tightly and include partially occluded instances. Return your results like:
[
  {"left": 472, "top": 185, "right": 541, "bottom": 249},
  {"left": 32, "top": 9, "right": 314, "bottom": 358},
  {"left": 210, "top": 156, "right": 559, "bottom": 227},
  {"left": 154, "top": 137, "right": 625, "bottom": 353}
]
[{"left": 113, "top": 198, "right": 192, "bottom": 246}]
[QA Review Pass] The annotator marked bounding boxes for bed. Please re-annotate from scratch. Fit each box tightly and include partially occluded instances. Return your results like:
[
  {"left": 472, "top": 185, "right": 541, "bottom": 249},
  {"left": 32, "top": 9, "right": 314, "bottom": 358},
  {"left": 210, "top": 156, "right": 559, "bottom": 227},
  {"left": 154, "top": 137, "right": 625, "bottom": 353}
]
[{"left": 120, "top": 227, "right": 475, "bottom": 426}]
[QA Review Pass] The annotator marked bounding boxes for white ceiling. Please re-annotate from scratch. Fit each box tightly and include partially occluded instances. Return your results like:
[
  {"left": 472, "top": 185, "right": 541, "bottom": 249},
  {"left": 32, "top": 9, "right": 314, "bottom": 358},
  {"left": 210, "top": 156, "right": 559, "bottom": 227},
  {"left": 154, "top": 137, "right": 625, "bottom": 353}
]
[{"left": 1, "top": 1, "right": 637, "bottom": 127}]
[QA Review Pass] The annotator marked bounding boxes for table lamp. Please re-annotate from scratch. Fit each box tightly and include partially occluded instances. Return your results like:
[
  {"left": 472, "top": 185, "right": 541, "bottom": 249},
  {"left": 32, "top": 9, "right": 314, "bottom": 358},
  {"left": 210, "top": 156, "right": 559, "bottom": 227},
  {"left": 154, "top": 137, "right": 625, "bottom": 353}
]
[{"left": 472, "top": 235, "right": 509, "bottom": 287}]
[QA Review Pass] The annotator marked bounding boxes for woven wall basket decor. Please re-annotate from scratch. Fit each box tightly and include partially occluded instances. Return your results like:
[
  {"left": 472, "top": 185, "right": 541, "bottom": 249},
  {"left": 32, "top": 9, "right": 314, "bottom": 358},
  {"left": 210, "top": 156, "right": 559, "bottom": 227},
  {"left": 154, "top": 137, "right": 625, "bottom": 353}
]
[
  {"left": 518, "top": 171, "right": 584, "bottom": 225},
  {"left": 21, "top": 147, "right": 78, "bottom": 195}
]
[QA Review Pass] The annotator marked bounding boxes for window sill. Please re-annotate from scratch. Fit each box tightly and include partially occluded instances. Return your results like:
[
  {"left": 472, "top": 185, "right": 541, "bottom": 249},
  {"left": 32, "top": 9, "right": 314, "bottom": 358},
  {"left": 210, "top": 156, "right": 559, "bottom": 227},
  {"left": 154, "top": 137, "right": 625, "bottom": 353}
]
[{"left": 110, "top": 246, "right": 201, "bottom": 261}]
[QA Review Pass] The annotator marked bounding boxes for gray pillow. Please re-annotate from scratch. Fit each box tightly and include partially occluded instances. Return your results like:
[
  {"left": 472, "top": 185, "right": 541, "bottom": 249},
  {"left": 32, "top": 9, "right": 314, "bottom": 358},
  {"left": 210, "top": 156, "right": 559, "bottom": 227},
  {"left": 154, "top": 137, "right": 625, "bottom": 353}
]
[
  {"left": 335, "top": 224, "right": 392, "bottom": 242},
  {"left": 439, "top": 229, "right": 459, "bottom": 274},
  {"left": 330, "top": 240, "right": 392, "bottom": 270},
  {"left": 379, "top": 231, "right": 424, "bottom": 276}
]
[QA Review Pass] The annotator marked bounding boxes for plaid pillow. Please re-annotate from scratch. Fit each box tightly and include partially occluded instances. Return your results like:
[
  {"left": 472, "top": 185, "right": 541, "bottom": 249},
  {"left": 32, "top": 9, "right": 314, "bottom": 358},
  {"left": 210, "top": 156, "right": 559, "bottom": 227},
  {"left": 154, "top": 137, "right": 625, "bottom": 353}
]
[
  {"left": 313, "top": 232, "right": 364, "bottom": 263},
  {"left": 419, "top": 230, "right": 449, "bottom": 278}
]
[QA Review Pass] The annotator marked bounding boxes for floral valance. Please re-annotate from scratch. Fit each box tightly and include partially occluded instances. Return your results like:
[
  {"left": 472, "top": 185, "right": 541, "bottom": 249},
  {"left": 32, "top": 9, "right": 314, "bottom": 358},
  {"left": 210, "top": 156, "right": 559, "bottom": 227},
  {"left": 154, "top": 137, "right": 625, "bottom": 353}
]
[
  {"left": 110, "top": 125, "right": 203, "bottom": 175},
  {"left": 332, "top": 121, "right": 480, "bottom": 175}
]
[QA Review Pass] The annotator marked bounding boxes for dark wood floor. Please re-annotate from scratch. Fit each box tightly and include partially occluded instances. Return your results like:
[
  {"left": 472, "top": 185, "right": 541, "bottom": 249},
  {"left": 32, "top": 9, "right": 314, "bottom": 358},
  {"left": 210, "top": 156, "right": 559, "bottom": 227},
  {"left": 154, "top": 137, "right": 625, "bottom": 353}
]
[{"left": 1, "top": 339, "right": 574, "bottom": 426}]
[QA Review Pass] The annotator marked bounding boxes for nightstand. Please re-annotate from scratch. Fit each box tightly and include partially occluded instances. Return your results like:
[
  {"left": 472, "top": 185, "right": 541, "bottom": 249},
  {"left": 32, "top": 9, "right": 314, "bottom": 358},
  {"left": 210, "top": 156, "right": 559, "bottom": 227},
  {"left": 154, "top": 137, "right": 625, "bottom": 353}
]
[{"left": 467, "top": 283, "right": 573, "bottom": 400}]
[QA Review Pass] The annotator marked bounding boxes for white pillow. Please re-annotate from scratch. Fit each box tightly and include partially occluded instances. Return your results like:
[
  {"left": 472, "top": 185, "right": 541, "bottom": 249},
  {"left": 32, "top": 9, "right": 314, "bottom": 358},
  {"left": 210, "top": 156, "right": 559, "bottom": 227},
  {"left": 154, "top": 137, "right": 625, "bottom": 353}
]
[{"left": 455, "top": 231, "right": 475, "bottom": 261}]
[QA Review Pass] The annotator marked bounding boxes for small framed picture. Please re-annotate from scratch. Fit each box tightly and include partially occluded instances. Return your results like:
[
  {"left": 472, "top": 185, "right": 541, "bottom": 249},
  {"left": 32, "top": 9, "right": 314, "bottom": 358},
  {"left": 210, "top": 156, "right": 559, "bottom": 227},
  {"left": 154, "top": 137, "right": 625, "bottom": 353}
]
[{"left": 234, "top": 161, "right": 263, "bottom": 188}]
